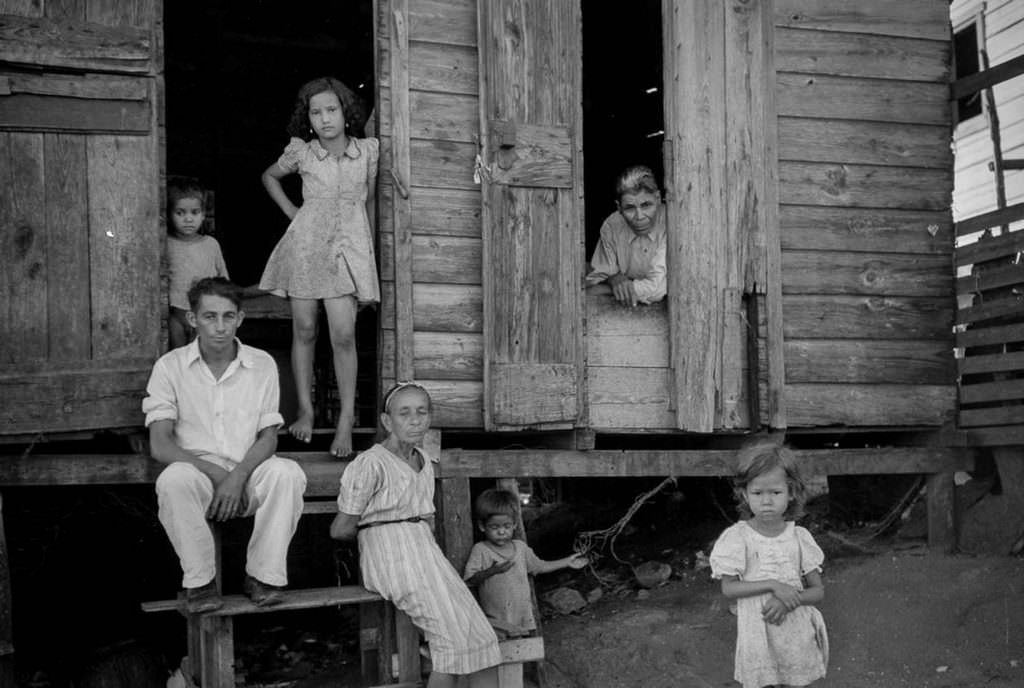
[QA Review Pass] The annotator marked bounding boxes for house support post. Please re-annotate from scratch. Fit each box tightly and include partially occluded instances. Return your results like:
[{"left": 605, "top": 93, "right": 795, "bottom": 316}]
[{"left": 926, "top": 472, "right": 957, "bottom": 552}]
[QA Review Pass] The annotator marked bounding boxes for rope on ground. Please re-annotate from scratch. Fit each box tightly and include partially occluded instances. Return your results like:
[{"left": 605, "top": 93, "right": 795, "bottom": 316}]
[{"left": 573, "top": 477, "right": 677, "bottom": 583}]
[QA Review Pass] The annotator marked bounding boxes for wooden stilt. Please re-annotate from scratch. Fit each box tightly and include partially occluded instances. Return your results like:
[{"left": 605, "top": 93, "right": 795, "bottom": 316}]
[
  {"left": 436, "top": 477, "right": 474, "bottom": 570},
  {"left": 200, "top": 615, "right": 235, "bottom": 688},
  {"left": 395, "top": 609, "right": 421, "bottom": 682},
  {"left": 0, "top": 492, "right": 15, "bottom": 688},
  {"left": 359, "top": 601, "right": 384, "bottom": 685},
  {"left": 926, "top": 471, "right": 957, "bottom": 552}
]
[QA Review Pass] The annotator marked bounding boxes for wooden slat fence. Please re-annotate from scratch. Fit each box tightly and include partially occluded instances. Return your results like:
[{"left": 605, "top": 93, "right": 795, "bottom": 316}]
[
  {"left": 955, "top": 203, "right": 1024, "bottom": 446},
  {"left": 953, "top": 53, "right": 1024, "bottom": 446}
]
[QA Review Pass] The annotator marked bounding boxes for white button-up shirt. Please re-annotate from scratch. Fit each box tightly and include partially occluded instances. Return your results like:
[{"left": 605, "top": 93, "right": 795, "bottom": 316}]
[
  {"left": 142, "top": 339, "right": 285, "bottom": 471},
  {"left": 585, "top": 205, "right": 668, "bottom": 304}
]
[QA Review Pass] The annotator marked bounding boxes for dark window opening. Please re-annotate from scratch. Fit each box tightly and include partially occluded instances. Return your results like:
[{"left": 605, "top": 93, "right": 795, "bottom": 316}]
[
  {"left": 581, "top": 0, "right": 664, "bottom": 260},
  {"left": 954, "top": 22, "right": 983, "bottom": 123},
  {"left": 164, "top": 0, "right": 379, "bottom": 430}
]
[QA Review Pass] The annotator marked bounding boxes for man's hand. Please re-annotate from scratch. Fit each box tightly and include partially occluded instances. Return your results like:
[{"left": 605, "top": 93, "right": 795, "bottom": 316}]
[
  {"left": 207, "top": 468, "right": 248, "bottom": 521},
  {"left": 608, "top": 274, "right": 638, "bottom": 307}
]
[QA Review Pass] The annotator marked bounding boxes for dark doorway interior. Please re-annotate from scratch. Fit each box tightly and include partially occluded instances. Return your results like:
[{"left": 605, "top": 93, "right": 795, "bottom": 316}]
[
  {"left": 581, "top": 1, "right": 664, "bottom": 258},
  {"left": 164, "top": 0, "right": 379, "bottom": 429}
]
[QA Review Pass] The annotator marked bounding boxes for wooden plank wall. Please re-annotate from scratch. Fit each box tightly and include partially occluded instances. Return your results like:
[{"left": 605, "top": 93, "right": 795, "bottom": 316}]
[
  {"left": 951, "top": 0, "right": 1024, "bottom": 227},
  {"left": 377, "top": 0, "right": 485, "bottom": 427},
  {"left": 0, "top": 0, "right": 162, "bottom": 434},
  {"left": 774, "top": 0, "right": 958, "bottom": 427}
]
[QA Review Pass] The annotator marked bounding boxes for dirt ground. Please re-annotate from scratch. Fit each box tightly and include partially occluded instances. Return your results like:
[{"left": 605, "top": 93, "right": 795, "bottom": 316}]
[{"left": 539, "top": 548, "right": 1024, "bottom": 688}]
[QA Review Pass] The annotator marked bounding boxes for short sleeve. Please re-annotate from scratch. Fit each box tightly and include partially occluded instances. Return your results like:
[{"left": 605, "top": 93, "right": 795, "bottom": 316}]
[
  {"left": 276, "top": 137, "right": 306, "bottom": 173},
  {"left": 709, "top": 524, "right": 747, "bottom": 579},
  {"left": 463, "top": 542, "right": 490, "bottom": 580},
  {"left": 364, "top": 137, "right": 379, "bottom": 182},
  {"left": 520, "top": 541, "right": 544, "bottom": 575},
  {"left": 141, "top": 357, "right": 178, "bottom": 427},
  {"left": 337, "top": 453, "right": 381, "bottom": 517},
  {"left": 211, "top": 238, "right": 229, "bottom": 279},
  {"left": 585, "top": 215, "right": 622, "bottom": 285},
  {"left": 255, "top": 355, "right": 284, "bottom": 432},
  {"left": 795, "top": 526, "right": 825, "bottom": 575}
]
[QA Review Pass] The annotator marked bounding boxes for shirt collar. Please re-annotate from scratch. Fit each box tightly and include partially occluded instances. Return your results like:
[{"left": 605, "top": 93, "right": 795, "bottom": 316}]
[
  {"left": 185, "top": 338, "right": 254, "bottom": 368},
  {"left": 310, "top": 137, "right": 361, "bottom": 161}
]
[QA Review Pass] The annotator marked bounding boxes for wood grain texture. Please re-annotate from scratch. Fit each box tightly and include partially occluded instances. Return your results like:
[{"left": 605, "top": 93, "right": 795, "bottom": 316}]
[
  {"left": 0, "top": 14, "right": 151, "bottom": 72},
  {"left": 785, "top": 339, "right": 955, "bottom": 385},
  {"left": 783, "top": 295, "right": 954, "bottom": 340},
  {"left": 785, "top": 383, "right": 956, "bottom": 426},
  {"left": 779, "top": 162, "right": 951, "bottom": 210},
  {"left": 381, "top": 331, "right": 482, "bottom": 379},
  {"left": 380, "top": 283, "right": 482, "bottom": 333},
  {"left": 778, "top": 118, "right": 953, "bottom": 169},
  {"left": 390, "top": 0, "right": 414, "bottom": 382},
  {"left": 44, "top": 133, "right": 91, "bottom": 362},
  {"left": 782, "top": 251, "right": 954, "bottom": 297},
  {"left": 775, "top": 27, "right": 950, "bottom": 81},
  {"left": 0, "top": 93, "right": 150, "bottom": 133},
  {"left": 379, "top": 233, "right": 481, "bottom": 284},
  {"left": 777, "top": 73, "right": 949, "bottom": 125},
  {"left": 377, "top": 182, "right": 482, "bottom": 237},
  {"left": 409, "top": 0, "right": 476, "bottom": 46},
  {"left": 0, "top": 132, "right": 47, "bottom": 364},
  {"left": 780, "top": 206, "right": 953, "bottom": 254},
  {"left": 378, "top": 90, "right": 478, "bottom": 143},
  {"left": 0, "top": 71, "right": 149, "bottom": 99},
  {"left": 87, "top": 135, "right": 160, "bottom": 360},
  {"left": 664, "top": 0, "right": 725, "bottom": 432},
  {"left": 774, "top": 0, "right": 950, "bottom": 41}
]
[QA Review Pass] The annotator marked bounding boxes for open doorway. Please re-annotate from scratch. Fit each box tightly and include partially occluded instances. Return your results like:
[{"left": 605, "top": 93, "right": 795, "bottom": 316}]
[
  {"left": 581, "top": 0, "right": 664, "bottom": 258},
  {"left": 164, "top": 0, "right": 379, "bottom": 431}
]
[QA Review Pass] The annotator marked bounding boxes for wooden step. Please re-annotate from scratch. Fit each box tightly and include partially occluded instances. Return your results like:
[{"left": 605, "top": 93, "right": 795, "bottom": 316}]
[{"left": 142, "top": 585, "right": 381, "bottom": 616}]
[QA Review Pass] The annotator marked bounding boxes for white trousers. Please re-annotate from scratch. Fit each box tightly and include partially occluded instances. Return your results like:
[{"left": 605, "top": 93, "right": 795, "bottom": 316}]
[{"left": 155, "top": 456, "right": 306, "bottom": 588}]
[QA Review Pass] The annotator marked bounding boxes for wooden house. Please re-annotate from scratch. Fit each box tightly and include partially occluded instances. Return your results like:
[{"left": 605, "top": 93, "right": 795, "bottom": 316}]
[
  {"left": 0, "top": 0, "right": 990, "bottom": 681},
  {"left": 0, "top": 0, "right": 976, "bottom": 518}
]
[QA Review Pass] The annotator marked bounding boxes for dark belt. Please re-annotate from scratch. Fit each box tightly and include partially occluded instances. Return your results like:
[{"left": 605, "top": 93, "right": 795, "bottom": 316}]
[{"left": 357, "top": 516, "right": 427, "bottom": 530}]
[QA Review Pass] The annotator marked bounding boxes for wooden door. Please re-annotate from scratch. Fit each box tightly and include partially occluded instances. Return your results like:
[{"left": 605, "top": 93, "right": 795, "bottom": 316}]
[
  {"left": 477, "top": 0, "right": 584, "bottom": 430},
  {"left": 661, "top": 0, "right": 785, "bottom": 432},
  {"left": 0, "top": 0, "right": 163, "bottom": 435}
]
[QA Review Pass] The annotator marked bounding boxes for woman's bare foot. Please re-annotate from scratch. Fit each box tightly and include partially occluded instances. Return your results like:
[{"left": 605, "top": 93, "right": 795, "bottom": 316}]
[
  {"left": 289, "top": 412, "right": 314, "bottom": 443},
  {"left": 329, "top": 413, "right": 354, "bottom": 458}
]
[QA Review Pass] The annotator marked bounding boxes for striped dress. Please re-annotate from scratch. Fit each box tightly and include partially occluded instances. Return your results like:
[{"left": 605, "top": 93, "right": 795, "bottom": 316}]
[{"left": 338, "top": 443, "right": 501, "bottom": 675}]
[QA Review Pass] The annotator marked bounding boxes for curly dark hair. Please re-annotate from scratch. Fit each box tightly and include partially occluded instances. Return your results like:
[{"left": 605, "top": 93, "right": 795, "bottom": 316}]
[
  {"left": 286, "top": 77, "right": 368, "bottom": 140},
  {"left": 731, "top": 440, "right": 808, "bottom": 520}
]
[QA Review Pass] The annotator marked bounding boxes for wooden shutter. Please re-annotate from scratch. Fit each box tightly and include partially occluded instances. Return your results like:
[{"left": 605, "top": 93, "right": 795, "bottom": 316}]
[
  {"left": 477, "top": 0, "right": 584, "bottom": 430},
  {"left": 0, "top": 0, "right": 163, "bottom": 435},
  {"left": 662, "top": 0, "right": 785, "bottom": 431}
]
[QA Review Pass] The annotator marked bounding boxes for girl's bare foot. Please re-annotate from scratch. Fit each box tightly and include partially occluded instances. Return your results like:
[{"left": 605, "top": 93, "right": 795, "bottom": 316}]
[
  {"left": 329, "top": 412, "right": 354, "bottom": 458},
  {"left": 289, "top": 413, "right": 314, "bottom": 443}
]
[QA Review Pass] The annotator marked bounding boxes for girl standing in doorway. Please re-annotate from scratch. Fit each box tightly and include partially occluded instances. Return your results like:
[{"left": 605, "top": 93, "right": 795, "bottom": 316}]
[{"left": 260, "top": 77, "right": 379, "bottom": 458}]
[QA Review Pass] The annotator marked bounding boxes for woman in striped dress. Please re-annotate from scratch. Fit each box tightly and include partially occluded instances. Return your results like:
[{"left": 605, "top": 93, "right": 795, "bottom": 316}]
[{"left": 331, "top": 382, "right": 501, "bottom": 687}]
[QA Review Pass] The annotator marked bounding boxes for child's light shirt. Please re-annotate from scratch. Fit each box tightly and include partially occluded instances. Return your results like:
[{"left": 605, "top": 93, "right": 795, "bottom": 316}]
[
  {"left": 141, "top": 339, "right": 284, "bottom": 472},
  {"left": 710, "top": 521, "right": 828, "bottom": 688},
  {"left": 585, "top": 205, "right": 667, "bottom": 303},
  {"left": 464, "top": 539, "right": 543, "bottom": 633},
  {"left": 167, "top": 235, "right": 228, "bottom": 310}
]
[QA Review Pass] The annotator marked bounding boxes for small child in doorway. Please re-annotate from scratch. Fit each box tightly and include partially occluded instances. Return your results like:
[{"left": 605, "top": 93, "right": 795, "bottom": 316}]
[
  {"left": 709, "top": 440, "right": 829, "bottom": 688},
  {"left": 464, "top": 488, "right": 587, "bottom": 638},
  {"left": 166, "top": 180, "right": 229, "bottom": 349}
]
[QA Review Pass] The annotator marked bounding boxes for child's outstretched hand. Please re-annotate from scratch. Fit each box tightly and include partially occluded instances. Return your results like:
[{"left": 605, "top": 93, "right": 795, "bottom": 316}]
[
  {"left": 770, "top": 581, "right": 802, "bottom": 611},
  {"left": 761, "top": 596, "right": 789, "bottom": 625},
  {"left": 566, "top": 553, "right": 588, "bottom": 570}
]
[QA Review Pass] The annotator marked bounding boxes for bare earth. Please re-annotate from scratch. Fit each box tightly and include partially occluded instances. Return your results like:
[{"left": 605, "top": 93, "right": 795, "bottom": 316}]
[{"left": 540, "top": 551, "right": 1024, "bottom": 688}]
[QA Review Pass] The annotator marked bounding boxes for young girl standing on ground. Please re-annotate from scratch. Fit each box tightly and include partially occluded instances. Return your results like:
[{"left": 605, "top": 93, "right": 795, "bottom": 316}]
[
  {"left": 260, "top": 76, "right": 379, "bottom": 458},
  {"left": 710, "top": 441, "right": 829, "bottom": 688},
  {"left": 331, "top": 383, "right": 501, "bottom": 687},
  {"left": 166, "top": 180, "right": 229, "bottom": 349}
]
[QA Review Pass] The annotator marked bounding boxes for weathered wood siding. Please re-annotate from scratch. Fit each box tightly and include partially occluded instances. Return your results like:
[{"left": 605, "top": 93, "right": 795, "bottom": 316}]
[
  {"left": 378, "top": 0, "right": 485, "bottom": 427},
  {"left": 0, "top": 0, "right": 163, "bottom": 434},
  {"left": 951, "top": 0, "right": 1024, "bottom": 226},
  {"left": 775, "top": 0, "right": 958, "bottom": 427}
]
